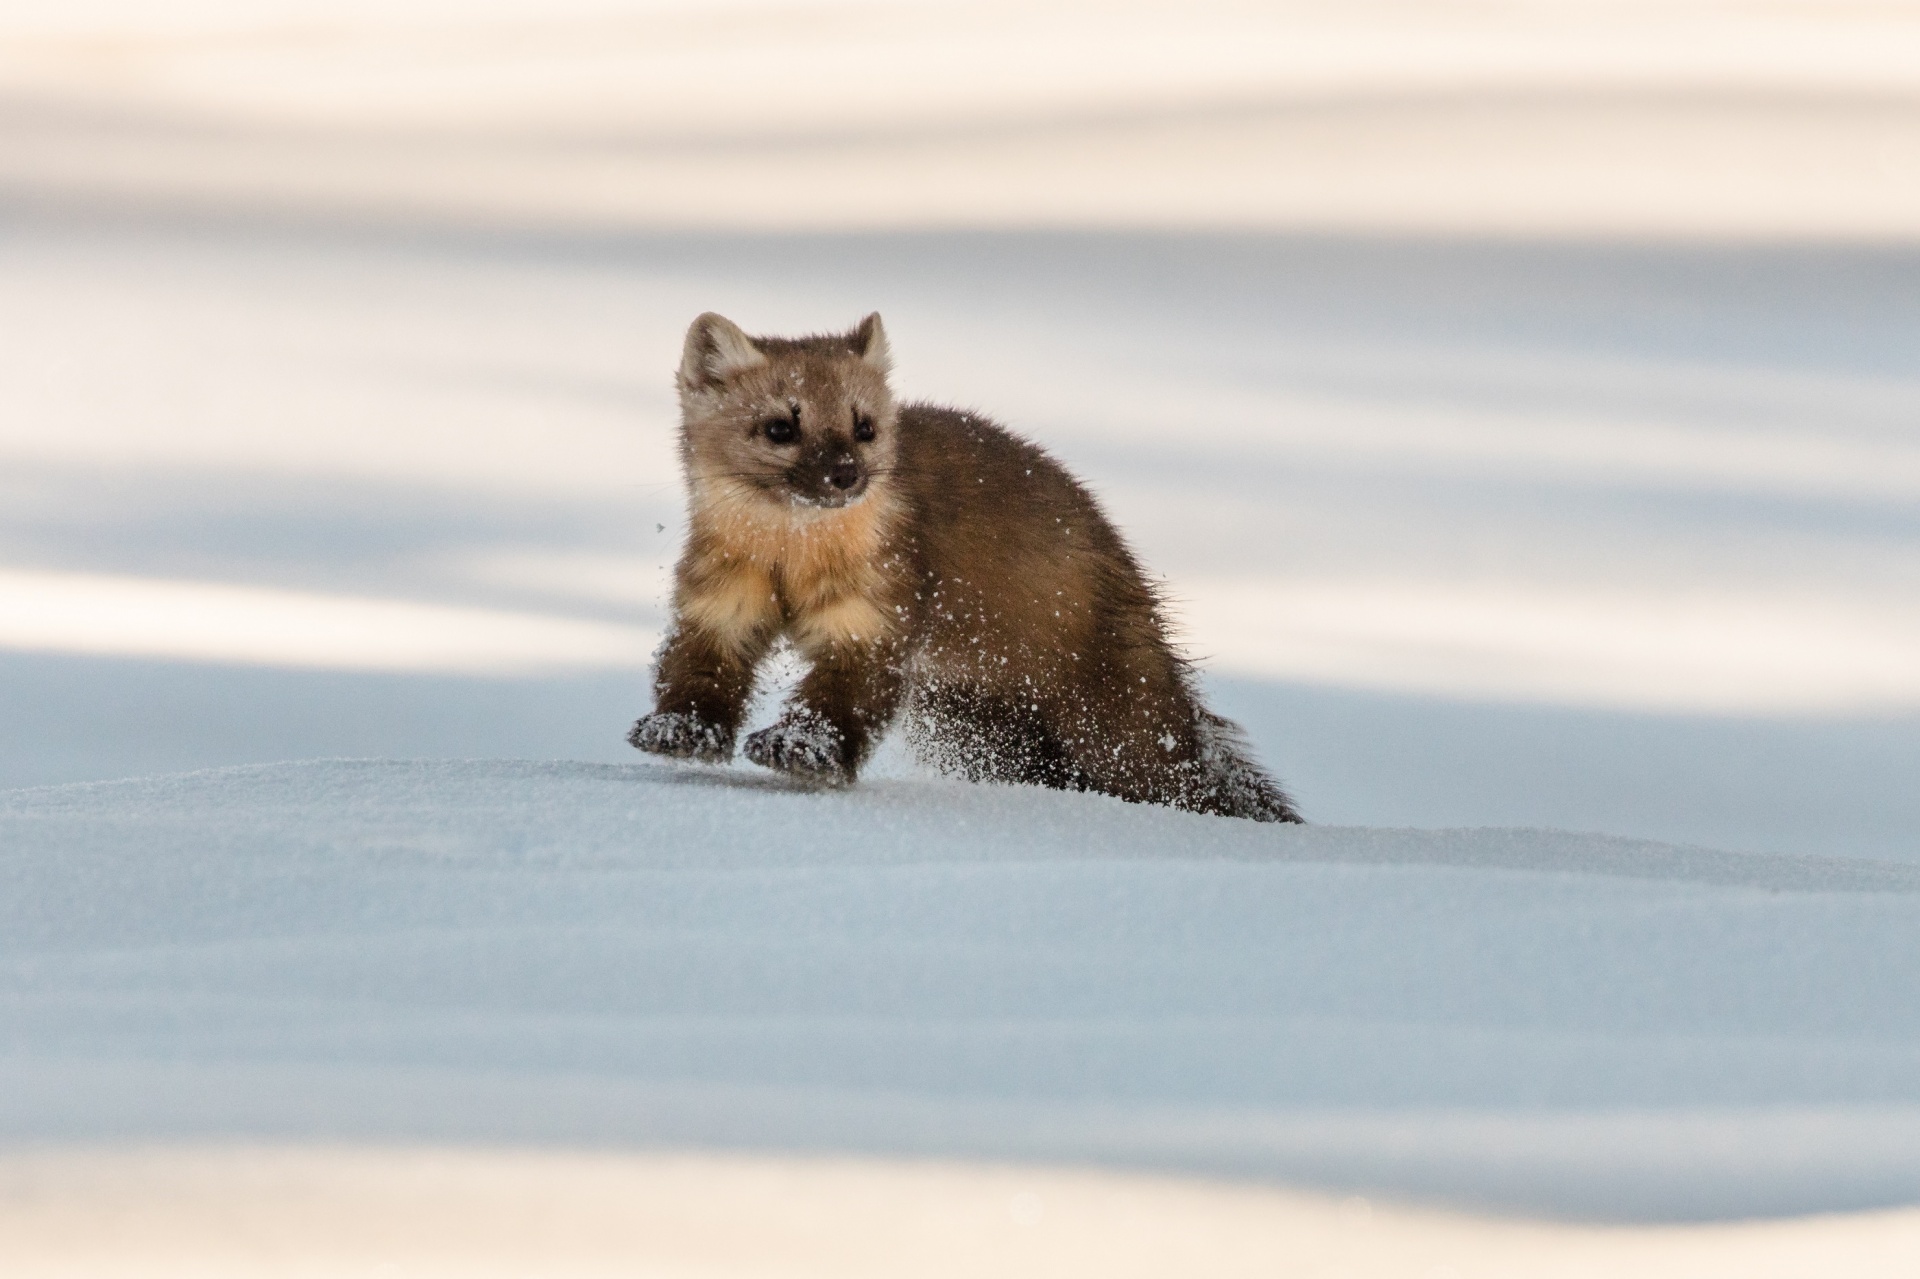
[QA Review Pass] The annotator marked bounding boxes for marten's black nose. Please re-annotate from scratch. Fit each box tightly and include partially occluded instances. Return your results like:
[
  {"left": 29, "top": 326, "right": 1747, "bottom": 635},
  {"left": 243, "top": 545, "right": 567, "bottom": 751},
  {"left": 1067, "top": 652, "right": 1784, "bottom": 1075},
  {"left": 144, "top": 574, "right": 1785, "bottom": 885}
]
[{"left": 828, "top": 458, "right": 861, "bottom": 490}]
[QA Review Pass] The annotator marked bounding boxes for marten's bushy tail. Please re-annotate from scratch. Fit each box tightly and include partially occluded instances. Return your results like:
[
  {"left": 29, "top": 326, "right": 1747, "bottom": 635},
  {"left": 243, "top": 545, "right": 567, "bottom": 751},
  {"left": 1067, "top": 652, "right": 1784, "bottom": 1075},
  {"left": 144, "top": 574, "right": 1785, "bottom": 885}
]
[{"left": 1189, "top": 710, "right": 1304, "bottom": 823}]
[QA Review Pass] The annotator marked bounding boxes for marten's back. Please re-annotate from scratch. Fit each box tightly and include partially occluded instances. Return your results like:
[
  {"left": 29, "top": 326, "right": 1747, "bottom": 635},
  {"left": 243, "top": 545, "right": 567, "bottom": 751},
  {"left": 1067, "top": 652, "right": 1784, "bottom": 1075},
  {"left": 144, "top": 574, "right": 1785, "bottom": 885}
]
[{"left": 890, "top": 403, "right": 1172, "bottom": 682}]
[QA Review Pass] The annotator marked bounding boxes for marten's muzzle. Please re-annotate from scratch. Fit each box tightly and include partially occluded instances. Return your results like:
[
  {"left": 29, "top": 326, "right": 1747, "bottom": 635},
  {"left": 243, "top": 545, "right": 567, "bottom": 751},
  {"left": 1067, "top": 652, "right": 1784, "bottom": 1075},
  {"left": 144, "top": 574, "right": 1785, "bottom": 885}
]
[{"left": 788, "top": 447, "right": 867, "bottom": 507}]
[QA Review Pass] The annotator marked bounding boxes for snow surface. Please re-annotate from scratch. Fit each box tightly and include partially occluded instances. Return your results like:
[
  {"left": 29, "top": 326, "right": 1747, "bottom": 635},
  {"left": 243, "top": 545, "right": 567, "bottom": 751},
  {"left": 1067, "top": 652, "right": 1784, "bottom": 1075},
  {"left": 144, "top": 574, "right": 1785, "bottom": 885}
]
[{"left": 6, "top": 757, "right": 1920, "bottom": 1223}]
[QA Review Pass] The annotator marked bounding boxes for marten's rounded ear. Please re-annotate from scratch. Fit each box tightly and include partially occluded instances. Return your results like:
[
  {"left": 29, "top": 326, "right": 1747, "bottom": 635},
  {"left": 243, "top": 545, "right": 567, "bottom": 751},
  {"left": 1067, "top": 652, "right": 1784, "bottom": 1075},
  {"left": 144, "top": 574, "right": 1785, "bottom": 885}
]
[
  {"left": 680, "top": 312, "right": 766, "bottom": 390},
  {"left": 852, "top": 312, "right": 892, "bottom": 374}
]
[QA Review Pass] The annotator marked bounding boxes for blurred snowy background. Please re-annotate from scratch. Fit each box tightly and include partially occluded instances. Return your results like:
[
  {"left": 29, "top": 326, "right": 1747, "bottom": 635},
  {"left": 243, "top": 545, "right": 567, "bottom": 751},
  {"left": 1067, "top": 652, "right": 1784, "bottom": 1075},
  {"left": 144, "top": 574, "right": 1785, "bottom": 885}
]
[{"left": 2, "top": 0, "right": 1916, "bottom": 854}]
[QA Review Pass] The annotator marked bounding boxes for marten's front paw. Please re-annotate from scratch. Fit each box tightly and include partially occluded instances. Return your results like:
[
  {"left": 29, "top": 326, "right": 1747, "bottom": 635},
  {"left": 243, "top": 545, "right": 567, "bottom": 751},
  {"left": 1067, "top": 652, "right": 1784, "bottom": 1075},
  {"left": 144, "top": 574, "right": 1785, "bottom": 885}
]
[
  {"left": 743, "top": 716, "right": 851, "bottom": 785},
  {"left": 628, "top": 711, "right": 732, "bottom": 763}
]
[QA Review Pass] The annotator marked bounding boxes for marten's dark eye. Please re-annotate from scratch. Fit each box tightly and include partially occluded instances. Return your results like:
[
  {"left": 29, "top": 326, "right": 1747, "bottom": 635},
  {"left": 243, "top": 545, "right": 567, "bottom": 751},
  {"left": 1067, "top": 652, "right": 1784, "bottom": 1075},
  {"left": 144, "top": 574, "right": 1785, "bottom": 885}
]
[
  {"left": 852, "top": 411, "right": 875, "bottom": 443},
  {"left": 762, "top": 407, "right": 800, "bottom": 445}
]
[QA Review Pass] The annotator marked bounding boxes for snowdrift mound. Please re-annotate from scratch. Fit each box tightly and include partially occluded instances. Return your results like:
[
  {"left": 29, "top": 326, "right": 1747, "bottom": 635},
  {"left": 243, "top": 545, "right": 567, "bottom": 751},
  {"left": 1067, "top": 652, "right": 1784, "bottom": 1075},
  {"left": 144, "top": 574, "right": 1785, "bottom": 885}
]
[{"left": 5, "top": 758, "right": 1920, "bottom": 1221}]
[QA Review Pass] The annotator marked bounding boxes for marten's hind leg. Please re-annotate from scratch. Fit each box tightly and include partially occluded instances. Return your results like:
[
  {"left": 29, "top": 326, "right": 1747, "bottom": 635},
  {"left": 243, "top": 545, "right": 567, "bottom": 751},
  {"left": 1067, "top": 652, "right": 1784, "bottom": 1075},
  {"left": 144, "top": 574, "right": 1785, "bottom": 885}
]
[
  {"left": 906, "top": 683, "right": 1083, "bottom": 791},
  {"left": 1051, "top": 660, "right": 1303, "bottom": 823}
]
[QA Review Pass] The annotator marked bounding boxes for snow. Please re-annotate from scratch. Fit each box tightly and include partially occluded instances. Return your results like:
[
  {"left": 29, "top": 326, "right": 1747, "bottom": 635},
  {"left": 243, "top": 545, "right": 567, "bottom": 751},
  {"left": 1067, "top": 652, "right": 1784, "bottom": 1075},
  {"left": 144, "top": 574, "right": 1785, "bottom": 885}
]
[
  {"left": 9, "top": 1149, "right": 1920, "bottom": 1279},
  {"left": 6, "top": 757, "right": 1920, "bottom": 1222},
  {"left": 7, "top": 1, "right": 1920, "bottom": 239},
  {"left": 0, "top": 567, "right": 655, "bottom": 675}
]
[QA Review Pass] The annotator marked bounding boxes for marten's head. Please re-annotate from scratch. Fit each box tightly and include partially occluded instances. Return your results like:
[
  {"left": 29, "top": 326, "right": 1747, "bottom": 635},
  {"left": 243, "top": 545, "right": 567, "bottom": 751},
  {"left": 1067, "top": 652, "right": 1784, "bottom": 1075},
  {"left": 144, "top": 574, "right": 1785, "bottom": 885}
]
[{"left": 677, "top": 312, "right": 898, "bottom": 514}]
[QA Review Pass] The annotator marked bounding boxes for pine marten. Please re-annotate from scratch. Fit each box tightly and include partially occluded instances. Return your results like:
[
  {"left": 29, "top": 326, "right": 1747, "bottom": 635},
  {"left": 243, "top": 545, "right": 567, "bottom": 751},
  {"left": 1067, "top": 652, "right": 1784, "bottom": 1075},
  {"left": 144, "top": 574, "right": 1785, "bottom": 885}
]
[{"left": 628, "top": 312, "right": 1302, "bottom": 823}]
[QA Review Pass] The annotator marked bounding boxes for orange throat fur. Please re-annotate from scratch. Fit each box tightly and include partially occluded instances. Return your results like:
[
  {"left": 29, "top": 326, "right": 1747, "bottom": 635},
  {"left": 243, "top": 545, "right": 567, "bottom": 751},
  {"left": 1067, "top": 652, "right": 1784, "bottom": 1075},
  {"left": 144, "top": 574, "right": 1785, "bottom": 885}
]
[{"left": 681, "top": 477, "right": 900, "bottom": 655}]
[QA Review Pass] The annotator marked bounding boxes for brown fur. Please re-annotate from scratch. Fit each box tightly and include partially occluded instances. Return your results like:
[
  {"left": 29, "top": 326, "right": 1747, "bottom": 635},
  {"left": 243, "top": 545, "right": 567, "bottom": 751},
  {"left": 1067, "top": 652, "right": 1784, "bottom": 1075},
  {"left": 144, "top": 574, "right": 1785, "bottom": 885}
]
[{"left": 629, "top": 313, "right": 1302, "bottom": 822}]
